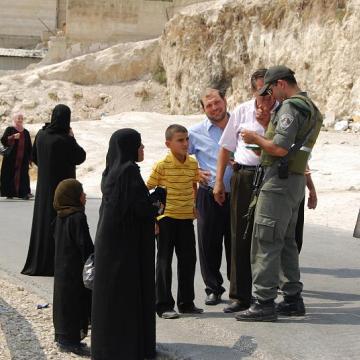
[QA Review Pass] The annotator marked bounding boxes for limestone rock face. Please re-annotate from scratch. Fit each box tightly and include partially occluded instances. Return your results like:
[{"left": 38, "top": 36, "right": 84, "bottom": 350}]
[
  {"left": 37, "top": 39, "right": 160, "bottom": 85},
  {"left": 160, "top": 0, "right": 360, "bottom": 116},
  {"left": 0, "top": 38, "right": 164, "bottom": 125}
]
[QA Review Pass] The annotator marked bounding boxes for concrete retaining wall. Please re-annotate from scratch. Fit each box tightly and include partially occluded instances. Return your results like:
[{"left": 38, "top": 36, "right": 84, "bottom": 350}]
[
  {"left": 0, "top": 35, "right": 40, "bottom": 49},
  {"left": 57, "top": 0, "right": 67, "bottom": 29},
  {"left": 0, "top": 0, "right": 210, "bottom": 49},
  {"left": 0, "top": 0, "right": 57, "bottom": 48},
  {"left": 0, "top": 56, "right": 41, "bottom": 70}
]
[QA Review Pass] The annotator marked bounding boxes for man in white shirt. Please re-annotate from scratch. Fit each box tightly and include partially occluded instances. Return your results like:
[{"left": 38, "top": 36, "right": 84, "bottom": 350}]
[{"left": 214, "top": 69, "right": 276, "bottom": 313}]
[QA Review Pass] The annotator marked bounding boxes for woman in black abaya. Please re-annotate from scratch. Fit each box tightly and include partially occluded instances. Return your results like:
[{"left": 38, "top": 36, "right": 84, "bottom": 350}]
[
  {"left": 91, "top": 129, "right": 162, "bottom": 360},
  {"left": 21, "top": 104, "right": 86, "bottom": 276}
]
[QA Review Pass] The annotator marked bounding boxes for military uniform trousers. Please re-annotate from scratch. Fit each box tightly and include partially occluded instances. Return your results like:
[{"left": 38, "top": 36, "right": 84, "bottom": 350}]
[
  {"left": 251, "top": 168, "right": 305, "bottom": 301},
  {"left": 196, "top": 186, "right": 231, "bottom": 296},
  {"left": 155, "top": 217, "right": 197, "bottom": 314},
  {"left": 229, "top": 168, "right": 256, "bottom": 306}
]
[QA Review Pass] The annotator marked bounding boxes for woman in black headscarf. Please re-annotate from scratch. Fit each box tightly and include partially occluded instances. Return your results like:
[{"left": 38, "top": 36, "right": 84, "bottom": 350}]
[
  {"left": 91, "top": 129, "right": 162, "bottom": 360},
  {"left": 21, "top": 104, "right": 86, "bottom": 276},
  {"left": 53, "top": 179, "right": 93, "bottom": 356}
]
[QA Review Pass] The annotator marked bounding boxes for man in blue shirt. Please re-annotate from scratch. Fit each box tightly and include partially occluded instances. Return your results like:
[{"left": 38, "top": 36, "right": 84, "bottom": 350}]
[{"left": 188, "top": 88, "right": 233, "bottom": 305}]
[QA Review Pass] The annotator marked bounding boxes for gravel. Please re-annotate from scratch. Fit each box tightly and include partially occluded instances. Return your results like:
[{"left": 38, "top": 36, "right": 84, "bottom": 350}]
[
  {"left": 0, "top": 277, "right": 176, "bottom": 359},
  {"left": 0, "top": 277, "right": 89, "bottom": 360}
]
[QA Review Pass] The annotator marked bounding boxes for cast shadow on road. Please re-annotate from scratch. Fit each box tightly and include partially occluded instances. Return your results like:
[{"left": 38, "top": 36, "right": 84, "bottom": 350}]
[
  {"left": 179, "top": 311, "right": 235, "bottom": 319},
  {"left": 179, "top": 301, "right": 240, "bottom": 319},
  {"left": 0, "top": 297, "right": 47, "bottom": 359},
  {"left": 301, "top": 266, "right": 360, "bottom": 278},
  {"left": 278, "top": 289, "right": 360, "bottom": 326},
  {"left": 303, "top": 289, "right": 360, "bottom": 302},
  {"left": 157, "top": 335, "right": 258, "bottom": 359}
]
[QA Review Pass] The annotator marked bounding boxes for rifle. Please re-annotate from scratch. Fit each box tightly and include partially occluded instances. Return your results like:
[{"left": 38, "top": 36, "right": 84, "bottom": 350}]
[{"left": 242, "top": 165, "right": 264, "bottom": 240}]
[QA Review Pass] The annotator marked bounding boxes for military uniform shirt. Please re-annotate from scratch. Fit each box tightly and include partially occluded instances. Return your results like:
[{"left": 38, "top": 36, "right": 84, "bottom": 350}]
[{"left": 272, "top": 92, "right": 309, "bottom": 150}]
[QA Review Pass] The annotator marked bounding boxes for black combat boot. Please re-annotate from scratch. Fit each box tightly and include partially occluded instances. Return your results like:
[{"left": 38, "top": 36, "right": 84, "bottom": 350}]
[
  {"left": 235, "top": 299, "right": 277, "bottom": 322},
  {"left": 277, "top": 294, "right": 305, "bottom": 316}
]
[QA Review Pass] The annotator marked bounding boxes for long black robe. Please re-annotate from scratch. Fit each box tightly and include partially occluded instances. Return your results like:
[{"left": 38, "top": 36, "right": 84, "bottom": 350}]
[
  {"left": 91, "top": 129, "right": 158, "bottom": 360},
  {"left": 53, "top": 211, "right": 94, "bottom": 344},
  {"left": 0, "top": 126, "right": 32, "bottom": 198},
  {"left": 21, "top": 105, "right": 86, "bottom": 276}
]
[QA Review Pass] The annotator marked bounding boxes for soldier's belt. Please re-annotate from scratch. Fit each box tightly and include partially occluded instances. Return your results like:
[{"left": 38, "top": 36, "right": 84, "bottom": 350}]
[
  {"left": 263, "top": 166, "right": 305, "bottom": 179},
  {"left": 299, "top": 146, "right": 312, "bottom": 153},
  {"left": 232, "top": 163, "right": 257, "bottom": 171}
]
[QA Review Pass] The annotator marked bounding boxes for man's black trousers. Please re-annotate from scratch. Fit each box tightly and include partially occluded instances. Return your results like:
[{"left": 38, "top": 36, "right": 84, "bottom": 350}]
[
  {"left": 229, "top": 169, "right": 256, "bottom": 306},
  {"left": 196, "top": 186, "right": 231, "bottom": 296}
]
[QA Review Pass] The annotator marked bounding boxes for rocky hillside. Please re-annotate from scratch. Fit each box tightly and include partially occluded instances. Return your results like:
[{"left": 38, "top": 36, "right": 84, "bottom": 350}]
[
  {"left": 0, "top": 0, "right": 359, "bottom": 125},
  {"left": 161, "top": 0, "right": 360, "bottom": 118},
  {"left": 0, "top": 39, "right": 167, "bottom": 124}
]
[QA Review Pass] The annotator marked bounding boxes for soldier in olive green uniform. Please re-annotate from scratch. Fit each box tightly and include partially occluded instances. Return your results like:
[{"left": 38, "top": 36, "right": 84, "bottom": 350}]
[{"left": 236, "top": 66, "right": 323, "bottom": 322}]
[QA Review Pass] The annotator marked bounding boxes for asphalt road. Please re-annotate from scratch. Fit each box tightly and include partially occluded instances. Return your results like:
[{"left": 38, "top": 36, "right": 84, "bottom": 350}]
[{"left": 1, "top": 198, "right": 359, "bottom": 359}]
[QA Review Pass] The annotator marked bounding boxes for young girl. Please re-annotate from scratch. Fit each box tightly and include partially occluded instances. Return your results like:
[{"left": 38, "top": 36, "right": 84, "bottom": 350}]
[{"left": 53, "top": 178, "right": 94, "bottom": 356}]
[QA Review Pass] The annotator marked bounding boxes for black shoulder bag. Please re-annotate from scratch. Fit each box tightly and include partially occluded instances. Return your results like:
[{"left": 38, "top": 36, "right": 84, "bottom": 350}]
[{"left": 0, "top": 143, "right": 13, "bottom": 157}]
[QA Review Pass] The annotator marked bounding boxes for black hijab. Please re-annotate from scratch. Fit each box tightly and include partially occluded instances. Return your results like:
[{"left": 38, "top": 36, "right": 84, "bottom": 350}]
[
  {"left": 101, "top": 129, "right": 142, "bottom": 213},
  {"left": 46, "top": 104, "right": 71, "bottom": 134}
]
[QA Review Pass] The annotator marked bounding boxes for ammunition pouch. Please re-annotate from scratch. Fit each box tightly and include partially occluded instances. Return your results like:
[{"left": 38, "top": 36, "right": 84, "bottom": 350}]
[{"left": 277, "top": 159, "right": 289, "bottom": 179}]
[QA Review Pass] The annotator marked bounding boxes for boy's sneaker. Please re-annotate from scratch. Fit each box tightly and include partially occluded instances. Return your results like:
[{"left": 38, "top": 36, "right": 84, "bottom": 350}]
[
  {"left": 277, "top": 295, "right": 306, "bottom": 316},
  {"left": 160, "top": 309, "right": 179, "bottom": 319}
]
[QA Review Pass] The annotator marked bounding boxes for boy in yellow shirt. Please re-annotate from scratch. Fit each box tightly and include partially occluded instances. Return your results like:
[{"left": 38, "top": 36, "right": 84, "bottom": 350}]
[{"left": 147, "top": 124, "right": 203, "bottom": 319}]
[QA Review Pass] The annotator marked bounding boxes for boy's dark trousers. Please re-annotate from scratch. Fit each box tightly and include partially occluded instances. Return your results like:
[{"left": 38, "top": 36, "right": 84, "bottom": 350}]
[
  {"left": 156, "top": 217, "right": 196, "bottom": 315},
  {"left": 196, "top": 186, "right": 231, "bottom": 296}
]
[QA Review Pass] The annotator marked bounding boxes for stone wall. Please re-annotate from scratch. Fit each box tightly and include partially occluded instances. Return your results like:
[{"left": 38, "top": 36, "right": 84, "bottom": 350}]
[
  {"left": 0, "top": 0, "right": 57, "bottom": 48},
  {"left": 65, "top": 0, "right": 210, "bottom": 42},
  {"left": 161, "top": 0, "right": 360, "bottom": 117}
]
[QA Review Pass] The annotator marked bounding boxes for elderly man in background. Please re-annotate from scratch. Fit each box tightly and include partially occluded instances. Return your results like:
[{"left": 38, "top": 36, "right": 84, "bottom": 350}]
[{"left": 214, "top": 69, "right": 276, "bottom": 313}]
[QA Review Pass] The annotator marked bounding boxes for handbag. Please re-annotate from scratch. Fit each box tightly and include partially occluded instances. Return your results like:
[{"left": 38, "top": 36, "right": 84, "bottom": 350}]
[
  {"left": 354, "top": 208, "right": 360, "bottom": 239},
  {"left": 149, "top": 186, "right": 167, "bottom": 214},
  {"left": 0, "top": 143, "right": 12, "bottom": 157},
  {"left": 82, "top": 253, "right": 95, "bottom": 290}
]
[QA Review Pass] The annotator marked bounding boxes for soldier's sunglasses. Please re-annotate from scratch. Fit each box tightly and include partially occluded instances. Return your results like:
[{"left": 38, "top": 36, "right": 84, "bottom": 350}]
[{"left": 266, "top": 81, "right": 278, "bottom": 95}]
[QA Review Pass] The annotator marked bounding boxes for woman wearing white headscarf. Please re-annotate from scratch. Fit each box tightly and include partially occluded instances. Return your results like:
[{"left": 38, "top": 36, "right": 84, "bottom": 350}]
[{"left": 0, "top": 113, "right": 32, "bottom": 199}]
